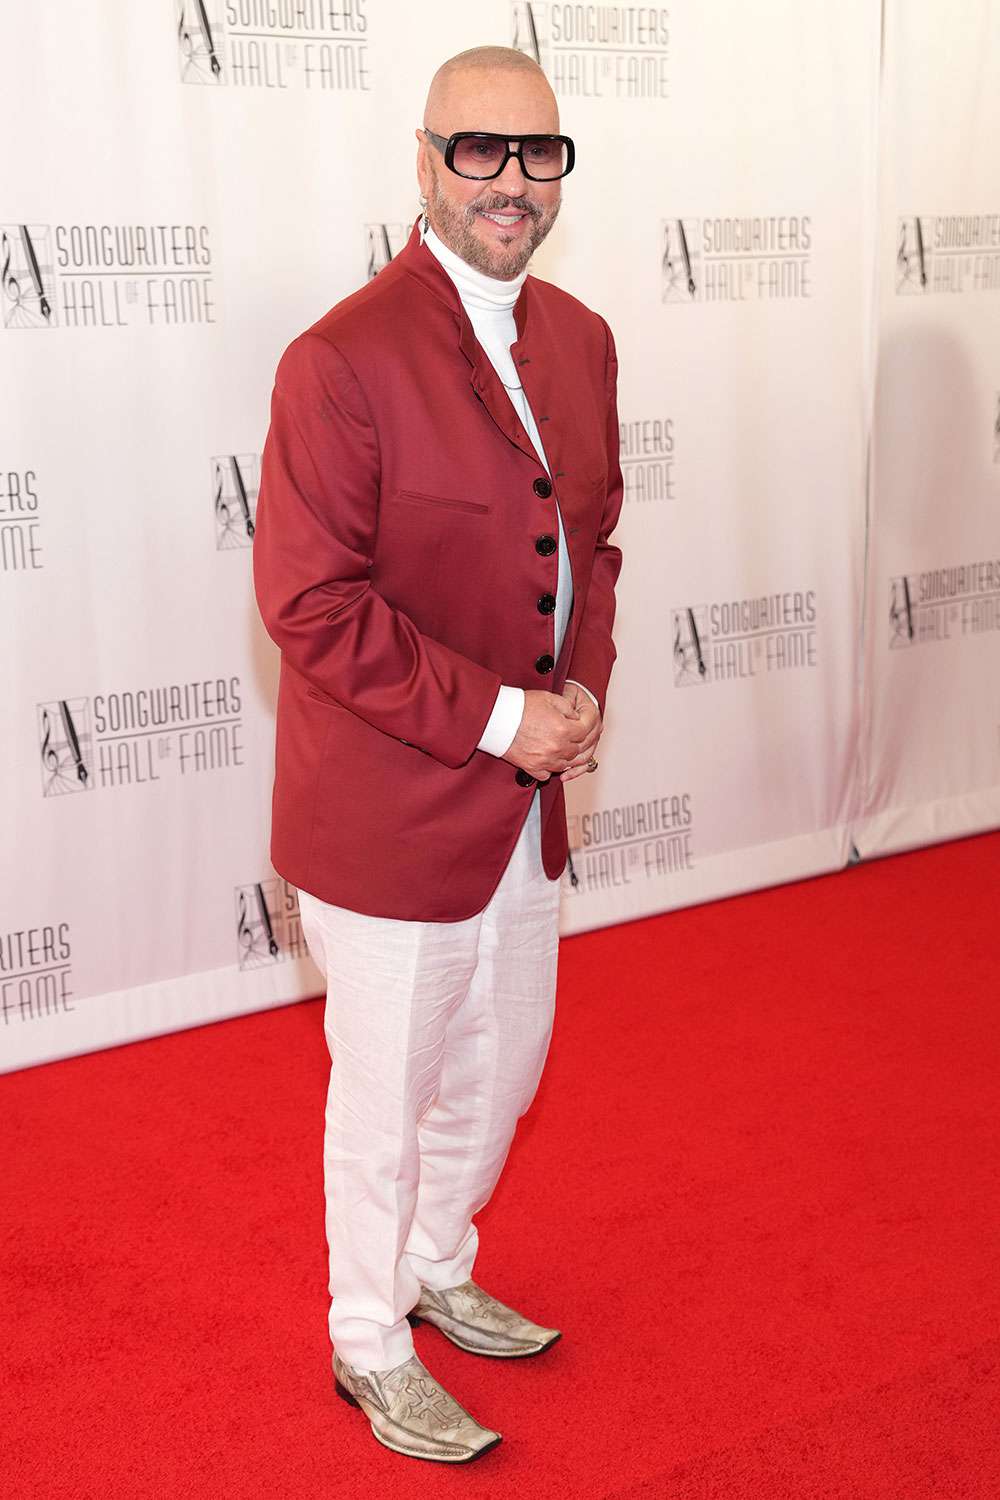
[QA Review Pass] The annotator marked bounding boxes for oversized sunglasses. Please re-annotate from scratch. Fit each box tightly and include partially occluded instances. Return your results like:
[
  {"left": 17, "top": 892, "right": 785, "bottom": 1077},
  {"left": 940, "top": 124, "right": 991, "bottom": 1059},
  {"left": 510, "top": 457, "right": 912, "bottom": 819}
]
[{"left": 422, "top": 128, "right": 575, "bottom": 182}]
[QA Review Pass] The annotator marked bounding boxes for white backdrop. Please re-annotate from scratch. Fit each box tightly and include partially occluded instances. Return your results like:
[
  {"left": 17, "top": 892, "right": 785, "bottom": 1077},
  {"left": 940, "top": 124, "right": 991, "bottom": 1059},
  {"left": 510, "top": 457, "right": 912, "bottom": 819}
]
[
  {"left": 2, "top": 2, "right": 997, "bottom": 1073},
  {"left": 855, "top": 0, "right": 1000, "bottom": 857}
]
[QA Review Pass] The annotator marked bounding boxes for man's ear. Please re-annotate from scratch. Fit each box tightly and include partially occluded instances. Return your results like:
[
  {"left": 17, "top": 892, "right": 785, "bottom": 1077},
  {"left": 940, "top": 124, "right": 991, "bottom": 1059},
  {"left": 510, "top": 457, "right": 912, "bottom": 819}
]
[{"left": 415, "top": 136, "right": 432, "bottom": 199}]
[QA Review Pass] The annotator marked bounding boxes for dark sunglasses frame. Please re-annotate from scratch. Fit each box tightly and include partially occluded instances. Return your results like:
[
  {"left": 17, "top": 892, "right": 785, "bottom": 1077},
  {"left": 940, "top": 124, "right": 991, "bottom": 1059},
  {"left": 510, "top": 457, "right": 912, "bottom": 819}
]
[{"left": 422, "top": 127, "right": 576, "bottom": 181}]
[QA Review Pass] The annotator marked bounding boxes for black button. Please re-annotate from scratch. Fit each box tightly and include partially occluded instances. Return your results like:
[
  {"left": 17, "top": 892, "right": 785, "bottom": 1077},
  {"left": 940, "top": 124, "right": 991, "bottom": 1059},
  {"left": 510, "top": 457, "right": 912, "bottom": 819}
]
[
  {"left": 535, "top": 654, "right": 555, "bottom": 674},
  {"left": 535, "top": 533, "right": 557, "bottom": 556},
  {"left": 515, "top": 768, "right": 536, "bottom": 787},
  {"left": 537, "top": 592, "right": 556, "bottom": 615},
  {"left": 533, "top": 477, "right": 552, "bottom": 498}
]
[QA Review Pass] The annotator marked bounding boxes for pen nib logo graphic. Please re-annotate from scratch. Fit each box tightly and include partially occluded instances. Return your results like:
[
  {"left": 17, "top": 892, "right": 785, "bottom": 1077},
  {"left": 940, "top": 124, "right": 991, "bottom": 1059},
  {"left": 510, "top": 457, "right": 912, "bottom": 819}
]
[
  {"left": 661, "top": 220, "right": 699, "bottom": 303},
  {"left": 1, "top": 225, "right": 56, "bottom": 329},
  {"left": 512, "top": 3, "right": 544, "bottom": 65},
  {"left": 237, "top": 883, "right": 281, "bottom": 967},
  {"left": 889, "top": 576, "right": 916, "bottom": 647},
  {"left": 364, "top": 224, "right": 406, "bottom": 281},
  {"left": 896, "top": 217, "right": 929, "bottom": 294},
  {"left": 672, "top": 607, "right": 710, "bottom": 685},
  {"left": 213, "top": 454, "right": 259, "bottom": 549},
  {"left": 38, "top": 698, "right": 92, "bottom": 796},
  {"left": 177, "top": 0, "right": 225, "bottom": 84},
  {"left": 236, "top": 879, "right": 302, "bottom": 969}
]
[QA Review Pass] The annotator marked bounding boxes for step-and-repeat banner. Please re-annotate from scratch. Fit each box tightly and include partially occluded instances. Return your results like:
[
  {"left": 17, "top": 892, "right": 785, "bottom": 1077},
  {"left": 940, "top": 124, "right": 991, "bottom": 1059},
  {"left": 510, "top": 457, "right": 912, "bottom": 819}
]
[
  {"left": 855, "top": 0, "right": 1000, "bottom": 857},
  {"left": 2, "top": 2, "right": 997, "bottom": 1072}
]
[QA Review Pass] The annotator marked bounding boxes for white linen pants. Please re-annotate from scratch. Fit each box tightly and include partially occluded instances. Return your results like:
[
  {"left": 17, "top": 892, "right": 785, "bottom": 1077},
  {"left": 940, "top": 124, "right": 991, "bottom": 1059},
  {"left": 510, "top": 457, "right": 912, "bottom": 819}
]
[{"left": 296, "top": 791, "right": 561, "bottom": 1374}]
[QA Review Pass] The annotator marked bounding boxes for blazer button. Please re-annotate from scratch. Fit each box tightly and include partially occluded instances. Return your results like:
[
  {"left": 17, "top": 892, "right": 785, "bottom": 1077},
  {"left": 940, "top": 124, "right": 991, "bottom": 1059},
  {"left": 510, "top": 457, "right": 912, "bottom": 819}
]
[
  {"left": 533, "top": 476, "right": 552, "bottom": 498},
  {"left": 537, "top": 592, "right": 556, "bottom": 614},
  {"left": 535, "top": 533, "right": 557, "bottom": 556},
  {"left": 535, "top": 653, "right": 555, "bottom": 674},
  {"left": 515, "top": 768, "right": 536, "bottom": 787}
]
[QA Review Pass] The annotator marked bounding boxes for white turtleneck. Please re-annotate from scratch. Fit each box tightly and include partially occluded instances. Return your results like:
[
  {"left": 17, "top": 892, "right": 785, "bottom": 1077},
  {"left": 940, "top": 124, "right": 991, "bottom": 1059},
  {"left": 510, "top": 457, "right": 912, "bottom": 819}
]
[{"left": 420, "top": 221, "right": 593, "bottom": 759}]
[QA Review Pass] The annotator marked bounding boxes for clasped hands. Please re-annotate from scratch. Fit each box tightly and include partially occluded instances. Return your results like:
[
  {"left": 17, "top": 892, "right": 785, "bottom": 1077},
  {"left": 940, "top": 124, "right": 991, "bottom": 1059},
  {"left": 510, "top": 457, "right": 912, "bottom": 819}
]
[{"left": 502, "top": 682, "right": 602, "bottom": 784}]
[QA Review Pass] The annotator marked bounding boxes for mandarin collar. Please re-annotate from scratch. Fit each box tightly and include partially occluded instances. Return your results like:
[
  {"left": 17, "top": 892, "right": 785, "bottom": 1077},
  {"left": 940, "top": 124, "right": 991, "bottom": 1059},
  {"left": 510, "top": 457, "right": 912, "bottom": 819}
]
[
  {"left": 422, "top": 222, "right": 527, "bottom": 312},
  {"left": 395, "top": 218, "right": 530, "bottom": 343}
]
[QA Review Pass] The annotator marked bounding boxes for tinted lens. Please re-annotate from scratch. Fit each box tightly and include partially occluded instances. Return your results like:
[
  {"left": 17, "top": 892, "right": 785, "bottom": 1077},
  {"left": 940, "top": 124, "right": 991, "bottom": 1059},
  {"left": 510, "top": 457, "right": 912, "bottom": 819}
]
[
  {"left": 521, "top": 138, "right": 568, "bottom": 178},
  {"left": 451, "top": 135, "right": 569, "bottom": 179},
  {"left": 452, "top": 136, "right": 509, "bottom": 177}
]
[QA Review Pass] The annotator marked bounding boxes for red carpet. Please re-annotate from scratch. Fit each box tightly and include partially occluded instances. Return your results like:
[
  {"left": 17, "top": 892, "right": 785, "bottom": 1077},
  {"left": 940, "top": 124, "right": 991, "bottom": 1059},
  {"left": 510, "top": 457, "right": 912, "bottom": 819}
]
[{"left": 5, "top": 833, "right": 1000, "bottom": 1498}]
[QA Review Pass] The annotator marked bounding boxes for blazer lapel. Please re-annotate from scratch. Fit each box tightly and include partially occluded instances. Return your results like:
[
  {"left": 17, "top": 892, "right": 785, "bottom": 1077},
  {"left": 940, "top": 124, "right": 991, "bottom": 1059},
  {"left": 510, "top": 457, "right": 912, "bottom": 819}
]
[
  {"left": 396, "top": 220, "right": 543, "bottom": 466},
  {"left": 459, "top": 310, "right": 542, "bottom": 466}
]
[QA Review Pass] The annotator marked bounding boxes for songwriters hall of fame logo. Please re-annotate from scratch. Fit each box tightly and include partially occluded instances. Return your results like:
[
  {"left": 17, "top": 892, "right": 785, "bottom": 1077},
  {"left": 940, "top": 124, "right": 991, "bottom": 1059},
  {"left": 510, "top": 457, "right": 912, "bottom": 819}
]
[
  {"left": 177, "top": 0, "right": 225, "bottom": 81},
  {"left": 994, "top": 394, "right": 1000, "bottom": 465},
  {"left": 896, "top": 217, "right": 931, "bottom": 295},
  {"left": 235, "top": 878, "right": 305, "bottom": 970},
  {"left": 565, "top": 794, "right": 695, "bottom": 896},
  {"left": 176, "top": 1, "right": 371, "bottom": 91},
  {"left": 897, "top": 215, "right": 1000, "bottom": 295},
  {"left": 511, "top": 1, "right": 547, "bottom": 65},
  {"left": 662, "top": 217, "right": 813, "bottom": 304},
  {"left": 213, "top": 454, "right": 259, "bottom": 548},
  {"left": 1, "top": 221, "right": 214, "bottom": 329},
  {"left": 673, "top": 592, "right": 819, "bottom": 685},
  {"left": 365, "top": 223, "right": 408, "bottom": 280},
  {"left": 661, "top": 220, "right": 700, "bottom": 303},
  {"left": 511, "top": 2, "right": 670, "bottom": 99},
  {"left": 36, "top": 679, "right": 245, "bottom": 796},
  {"left": 889, "top": 576, "right": 917, "bottom": 648},
  {"left": 1, "top": 224, "right": 56, "bottom": 329},
  {"left": 673, "top": 607, "right": 711, "bottom": 684},
  {"left": 889, "top": 562, "right": 1000, "bottom": 647},
  {"left": 38, "top": 699, "right": 92, "bottom": 797}
]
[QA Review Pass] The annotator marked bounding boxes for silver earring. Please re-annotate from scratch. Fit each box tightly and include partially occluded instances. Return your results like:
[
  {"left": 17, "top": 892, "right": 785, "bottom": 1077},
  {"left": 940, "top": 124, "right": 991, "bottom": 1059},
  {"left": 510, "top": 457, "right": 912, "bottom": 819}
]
[{"left": 418, "top": 194, "right": 429, "bottom": 234}]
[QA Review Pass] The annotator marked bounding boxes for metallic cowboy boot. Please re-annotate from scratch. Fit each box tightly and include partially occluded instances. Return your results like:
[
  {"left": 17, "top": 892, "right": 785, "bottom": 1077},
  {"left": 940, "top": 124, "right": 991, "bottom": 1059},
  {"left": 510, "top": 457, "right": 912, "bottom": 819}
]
[
  {"left": 409, "top": 1278, "right": 562, "bottom": 1357},
  {"left": 332, "top": 1350, "right": 501, "bottom": 1463}
]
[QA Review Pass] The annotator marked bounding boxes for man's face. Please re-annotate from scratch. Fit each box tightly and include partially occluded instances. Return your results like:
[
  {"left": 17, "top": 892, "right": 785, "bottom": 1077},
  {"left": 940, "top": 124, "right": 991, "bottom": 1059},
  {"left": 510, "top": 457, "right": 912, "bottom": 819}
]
[{"left": 416, "top": 67, "right": 563, "bottom": 280}]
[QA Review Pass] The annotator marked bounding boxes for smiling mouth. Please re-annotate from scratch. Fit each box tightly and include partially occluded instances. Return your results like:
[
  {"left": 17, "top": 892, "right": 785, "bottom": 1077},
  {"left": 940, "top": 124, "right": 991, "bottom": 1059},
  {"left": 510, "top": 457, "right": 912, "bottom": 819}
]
[{"left": 477, "top": 209, "right": 529, "bottom": 228}]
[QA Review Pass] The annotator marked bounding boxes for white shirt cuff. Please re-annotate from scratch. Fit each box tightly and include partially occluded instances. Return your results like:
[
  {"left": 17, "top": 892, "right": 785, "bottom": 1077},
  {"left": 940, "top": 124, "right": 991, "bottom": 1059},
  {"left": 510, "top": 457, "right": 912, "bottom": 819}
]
[
  {"left": 566, "top": 679, "right": 600, "bottom": 713},
  {"left": 476, "top": 685, "right": 526, "bottom": 758}
]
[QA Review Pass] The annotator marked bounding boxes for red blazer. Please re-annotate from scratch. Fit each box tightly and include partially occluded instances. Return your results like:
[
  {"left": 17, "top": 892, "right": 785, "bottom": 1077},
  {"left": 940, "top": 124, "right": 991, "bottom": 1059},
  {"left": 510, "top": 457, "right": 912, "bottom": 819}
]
[{"left": 252, "top": 220, "right": 623, "bottom": 921}]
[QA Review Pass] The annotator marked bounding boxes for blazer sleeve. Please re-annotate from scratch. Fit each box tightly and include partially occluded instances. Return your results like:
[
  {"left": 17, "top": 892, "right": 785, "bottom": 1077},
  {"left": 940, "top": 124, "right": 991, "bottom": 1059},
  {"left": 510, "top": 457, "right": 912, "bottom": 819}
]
[
  {"left": 252, "top": 331, "right": 503, "bottom": 770},
  {"left": 565, "top": 318, "right": 625, "bottom": 716}
]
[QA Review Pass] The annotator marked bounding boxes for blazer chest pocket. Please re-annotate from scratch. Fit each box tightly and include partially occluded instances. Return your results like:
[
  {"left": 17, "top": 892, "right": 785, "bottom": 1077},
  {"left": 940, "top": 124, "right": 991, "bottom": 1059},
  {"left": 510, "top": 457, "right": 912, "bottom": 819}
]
[{"left": 392, "top": 487, "right": 491, "bottom": 517}]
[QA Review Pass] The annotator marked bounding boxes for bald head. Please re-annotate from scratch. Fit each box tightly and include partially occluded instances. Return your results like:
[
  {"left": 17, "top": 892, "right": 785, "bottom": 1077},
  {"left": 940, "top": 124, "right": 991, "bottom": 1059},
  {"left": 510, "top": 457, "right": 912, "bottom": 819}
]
[{"left": 423, "top": 45, "right": 558, "bottom": 136}]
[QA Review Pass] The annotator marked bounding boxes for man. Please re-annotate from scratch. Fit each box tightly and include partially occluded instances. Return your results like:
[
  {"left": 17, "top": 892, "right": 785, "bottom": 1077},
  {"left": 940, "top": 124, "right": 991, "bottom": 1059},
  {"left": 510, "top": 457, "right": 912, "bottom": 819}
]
[{"left": 252, "top": 44, "right": 623, "bottom": 1464}]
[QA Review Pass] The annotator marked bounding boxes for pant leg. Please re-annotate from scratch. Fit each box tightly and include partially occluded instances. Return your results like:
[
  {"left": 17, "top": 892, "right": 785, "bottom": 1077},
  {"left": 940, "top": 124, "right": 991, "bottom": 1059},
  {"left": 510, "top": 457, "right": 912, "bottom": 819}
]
[
  {"left": 297, "top": 888, "right": 483, "bottom": 1374},
  {"left": 401, "top": 792, "right": 562, "bottom": 1291}
]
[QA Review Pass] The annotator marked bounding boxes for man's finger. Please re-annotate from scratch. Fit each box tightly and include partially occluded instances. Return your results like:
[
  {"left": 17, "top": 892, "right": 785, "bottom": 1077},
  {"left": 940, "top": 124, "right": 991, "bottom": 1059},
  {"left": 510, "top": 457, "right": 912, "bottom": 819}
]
[
  {"left": 562, "top": 737, "right": 601, "bottom": 769},
  {"left": 564, "top": 725, "right": 601, "bottom": 756},
  {"left": 564, "top": 724, "right": 590, "bottom": 748}
]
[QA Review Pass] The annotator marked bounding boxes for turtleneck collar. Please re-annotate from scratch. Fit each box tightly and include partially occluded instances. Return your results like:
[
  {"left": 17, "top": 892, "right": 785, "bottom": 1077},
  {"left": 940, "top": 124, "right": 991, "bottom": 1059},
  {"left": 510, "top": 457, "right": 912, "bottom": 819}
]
[{"left": 421, "top": 220, "right": 528, "bottom": 313}]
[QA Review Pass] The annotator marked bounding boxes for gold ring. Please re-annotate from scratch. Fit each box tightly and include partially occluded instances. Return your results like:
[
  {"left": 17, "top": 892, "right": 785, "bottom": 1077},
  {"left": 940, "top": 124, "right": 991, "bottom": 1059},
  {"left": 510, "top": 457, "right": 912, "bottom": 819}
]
[{"left": 586, "top": 757, "right": 598, "bottom": 772}]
